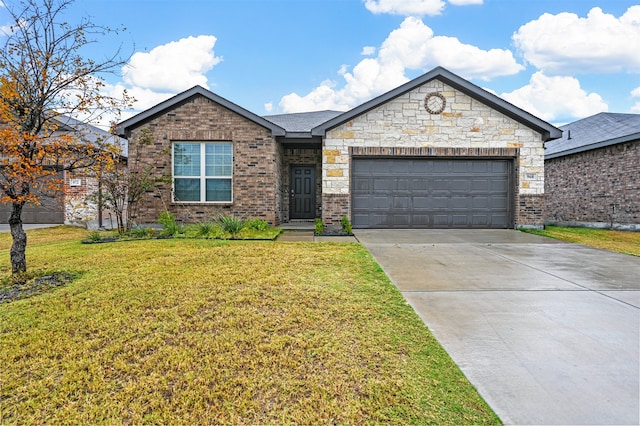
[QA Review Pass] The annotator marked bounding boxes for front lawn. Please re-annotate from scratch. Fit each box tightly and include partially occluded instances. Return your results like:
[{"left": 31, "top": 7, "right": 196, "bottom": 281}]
[
  {"left": 522, "top": 225, "right": 640, "bottom": 256},
  {"left": 0, "top": 227, "right": 499, "bottom": 424}
]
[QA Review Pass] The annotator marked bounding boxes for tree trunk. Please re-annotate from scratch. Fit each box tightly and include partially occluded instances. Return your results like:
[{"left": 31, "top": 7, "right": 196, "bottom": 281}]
[{"left": 9, "top": 202, "right": 27, "bottom": 274}]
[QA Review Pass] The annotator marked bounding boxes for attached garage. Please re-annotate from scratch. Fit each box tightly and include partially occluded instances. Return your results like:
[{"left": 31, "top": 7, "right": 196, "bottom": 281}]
[
  {"left": 352, "top": 158, "right": 513, "bottom": 229},
  {"left": 0, "top": 202, "right": 64, "bottom": 224},
  {"left": 0, "top": 170, "right": 65, "bottom": 224}
]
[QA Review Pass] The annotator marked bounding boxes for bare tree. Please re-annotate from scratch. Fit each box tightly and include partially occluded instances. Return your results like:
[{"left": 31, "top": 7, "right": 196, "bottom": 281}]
[
  {"left": 99, "top": 128, "right": 157, "bottom": 234},
  {"left": 0, "top": 0, "right": 132, "bottom": 274}
]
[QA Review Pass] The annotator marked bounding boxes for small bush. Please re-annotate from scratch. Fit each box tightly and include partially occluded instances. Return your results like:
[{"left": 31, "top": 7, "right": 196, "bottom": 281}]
[
  {"left": 341, "top": 215, "right": 352, "bottom": 235},
  {"left": 315, "top": 219, "right": 325, "bottom": 235},
  {"left": 86, "top": 230, "right": 102, "bottom": 242},
  {"left": 129, "top": 226, "right": 150, "bottom": 238},
  {"left": 218, "top": 215, "right": 245, "bottom": 237},
  {"left": 158, "top": 211, "right": 184, "bottom": 236},
  {"left": 195, "top": 221, "right": 218, "bottom": 237},
  {"left": 245, "top": 218, "right": 269, "bottom": 231}
]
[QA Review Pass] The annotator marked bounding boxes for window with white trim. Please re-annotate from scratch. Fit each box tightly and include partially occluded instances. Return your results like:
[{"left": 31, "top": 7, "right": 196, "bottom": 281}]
[{"left": 173, "top": 142, "right": 233, "bottom": 202}]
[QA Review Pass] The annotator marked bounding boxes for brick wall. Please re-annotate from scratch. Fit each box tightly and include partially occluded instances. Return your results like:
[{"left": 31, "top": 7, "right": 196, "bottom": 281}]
[
  {"left": 545, "top": 141, "right": 639, "bottom": 228},
  {"left": 322, "top": 79, "right": 546, "bottom": 227},
  {"left": 126, "top": 94, "right": 280, "bottom": 225}
]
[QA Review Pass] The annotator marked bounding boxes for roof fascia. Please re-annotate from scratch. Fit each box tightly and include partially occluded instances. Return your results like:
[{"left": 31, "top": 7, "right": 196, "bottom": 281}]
[
  {"left": 116, "top": 86, "right": 285, "bottom": 137},
  {"left": 546, "top": 132, "right": 640, "bottom": 159},
  {"left": 312, "top": 66, "right": 562, "bottom": 142}
]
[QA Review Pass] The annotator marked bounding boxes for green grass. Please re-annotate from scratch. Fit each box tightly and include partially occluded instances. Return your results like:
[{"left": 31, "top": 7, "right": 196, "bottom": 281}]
[
  {"left": 0, "top": 227, "right": 500, "bottom": 424},
  {"left": 521, "top": 225, "right": 640, "bottom": 256}
]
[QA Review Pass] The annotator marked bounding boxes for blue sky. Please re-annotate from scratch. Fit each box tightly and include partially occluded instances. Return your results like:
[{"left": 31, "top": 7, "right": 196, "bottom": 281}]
[{"left": 2, "top": 0, "right": 640, "bottom": 126}]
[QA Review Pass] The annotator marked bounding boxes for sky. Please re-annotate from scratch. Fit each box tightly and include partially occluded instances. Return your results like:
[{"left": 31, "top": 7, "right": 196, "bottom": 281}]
[{"left": 2, "top": 0, "right": 640, "bottom": 127}]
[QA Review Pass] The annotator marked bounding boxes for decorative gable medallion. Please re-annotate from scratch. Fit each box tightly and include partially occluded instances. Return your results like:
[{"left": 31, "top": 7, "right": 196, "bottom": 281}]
[{"left": 424, "top": 92, "right": 446, "bottom": 114}]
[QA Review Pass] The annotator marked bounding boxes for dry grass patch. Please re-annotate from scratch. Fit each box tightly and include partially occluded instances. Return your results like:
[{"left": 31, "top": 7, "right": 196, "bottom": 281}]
[
  {"left": 0, "top": 228, "right": 499, "bottom": 424},
  {"left": 522, "top": 226, "right": 640, "bottom": 256}
]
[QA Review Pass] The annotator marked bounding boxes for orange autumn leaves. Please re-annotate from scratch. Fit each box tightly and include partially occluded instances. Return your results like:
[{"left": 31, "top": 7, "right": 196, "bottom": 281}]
[{"left": 0, "top": 77, "right": 120, "bottom": 207}]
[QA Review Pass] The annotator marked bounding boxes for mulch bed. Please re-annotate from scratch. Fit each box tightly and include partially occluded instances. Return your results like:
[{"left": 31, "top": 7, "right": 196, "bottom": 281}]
[{"left": 0, "top": 272, "right": 77, "bottom": 304}]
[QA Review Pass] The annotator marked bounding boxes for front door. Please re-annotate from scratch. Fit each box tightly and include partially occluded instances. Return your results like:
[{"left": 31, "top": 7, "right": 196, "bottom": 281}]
[{"left": 290, "top": 165, "right": 316, "bottom": 219}]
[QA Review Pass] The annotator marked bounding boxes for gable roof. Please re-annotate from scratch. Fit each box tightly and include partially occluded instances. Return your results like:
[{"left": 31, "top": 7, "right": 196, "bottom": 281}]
[
  {"left": 311, "top": 66, "right": 562, "bottom": 142},
  {"left": 545, "top": 112, "right": 640, "bottom": 159},
  {"left": 116, "top": 85, "right": 285, "bottom": 137}
]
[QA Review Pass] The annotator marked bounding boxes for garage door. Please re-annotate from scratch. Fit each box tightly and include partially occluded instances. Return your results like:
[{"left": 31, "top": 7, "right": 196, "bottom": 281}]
[
  {"left": 0, "top": 171, "right": 65, "bottom": 224},
  {"left": 352, "top": 158, "right": 512, "bottom": 229}
]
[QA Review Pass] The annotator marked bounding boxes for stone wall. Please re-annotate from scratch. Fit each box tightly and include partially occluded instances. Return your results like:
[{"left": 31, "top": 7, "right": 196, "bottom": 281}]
[
  {"left": 322, "top": 79, "right": 546, "bottom": 228},
  {"left": 63, "top": 171, "right": 126, "bottom": 229},
  {"left": 126, "top": 94, "right": 280, "bottom": 225},
  {"left": 545, "top": 140, "right": 639, "bottom": 229}
]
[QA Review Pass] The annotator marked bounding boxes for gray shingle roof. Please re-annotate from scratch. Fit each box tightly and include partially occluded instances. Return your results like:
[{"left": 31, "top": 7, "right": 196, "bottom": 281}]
[
  {"left": 545, "top": 112, "right": 640, "bottom": 159},
  {"left": 263, "top": 110, "right": 343, "bottom": 133},
  {"left": 54, "top": 115, "right": 128, "bottom": 157}
]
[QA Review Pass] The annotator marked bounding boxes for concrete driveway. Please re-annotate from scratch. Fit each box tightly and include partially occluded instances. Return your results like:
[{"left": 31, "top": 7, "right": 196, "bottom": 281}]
[
  {"left": 0, "top": 224, "right": 61, "bottom": 233},
  {"left": 354, "top": 229, "right": 640, "bottom": 425}
]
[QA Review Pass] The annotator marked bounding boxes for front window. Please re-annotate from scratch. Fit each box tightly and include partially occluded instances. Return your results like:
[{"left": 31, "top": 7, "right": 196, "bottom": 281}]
[{"left": 173, "top": 142, "right": 232, "bottom": 202}]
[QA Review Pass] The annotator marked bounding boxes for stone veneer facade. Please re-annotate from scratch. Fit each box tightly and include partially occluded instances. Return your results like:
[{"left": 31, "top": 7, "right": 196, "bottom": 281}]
[
  {"left": 545, "top": 140, "right": 639, "bottom": 229},
  {"left": 127, "top": 94, "right": 282, "bottom": 225},
  {"left": 322, "top": 79, "right": 546, "bottom": 228}
]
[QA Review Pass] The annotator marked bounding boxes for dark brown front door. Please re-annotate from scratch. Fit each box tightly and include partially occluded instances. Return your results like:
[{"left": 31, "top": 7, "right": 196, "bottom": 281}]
[{"left": 290, "top": 165, "right": 316, "bottom": 219}]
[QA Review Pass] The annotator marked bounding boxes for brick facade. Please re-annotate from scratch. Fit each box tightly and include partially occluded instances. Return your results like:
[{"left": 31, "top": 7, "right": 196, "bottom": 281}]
[
  {"left": 545, "top": 140, "right": 639, "bottom": 229},
  {"left": 126, "top": 94, "right": 281, "bottom": 225},
  {"left": 322, "top": 79, "right": 546, "bottom": 228}
]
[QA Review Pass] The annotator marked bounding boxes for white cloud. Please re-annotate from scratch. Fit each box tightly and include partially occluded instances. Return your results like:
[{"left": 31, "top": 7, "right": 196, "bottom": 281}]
[
  {"left": 364, "top": 0, "right": 445, "bottom": 17},
  {"left": 631, "top": 86, "right": 640, "bottom": 113},
  {"left": 122, "top": 35, "right": 221, "bottom": 92},
  {"left": 279, "top": 17, "right": 523, "bottom": 112},
  {"left": 264, "top": 102, "right": 273, "bottom": 113},
  {"left": 513, "top": 6, "right": 640, "bottom": 74},
  {"left": 448, "top": 0, "right": 482, "bottom": 5},
  {"left": 361, "top": 46, "right": 376, "bottom": 56},
  {"left": 280, "top": 80, "right": 353, "bottom": 113},
  {"left": 501, "top": 72, "right": 607, "bottom": 121}
]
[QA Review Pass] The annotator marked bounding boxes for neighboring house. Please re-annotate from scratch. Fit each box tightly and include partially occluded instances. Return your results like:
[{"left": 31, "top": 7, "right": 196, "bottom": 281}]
[
  {"left": 116, "top": 66, "right": 561, "bottom": 230},
  {"left": 0, "top": 115, "right": 127, "bottom": 227},
  {"left": 545, "top": 112, "right": 640, "bottom": 230}
]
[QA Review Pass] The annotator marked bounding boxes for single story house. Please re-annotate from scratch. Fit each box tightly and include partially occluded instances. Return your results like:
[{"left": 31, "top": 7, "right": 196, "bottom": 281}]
[
  {"left": 545, "top": 112, "right": 640, "bottom": 230},
  {"left": 116, "top": 66, "right": 561, "bottom": 230},
  {"left": 0, "top": 115, "right": 127, "bottom": 227}
]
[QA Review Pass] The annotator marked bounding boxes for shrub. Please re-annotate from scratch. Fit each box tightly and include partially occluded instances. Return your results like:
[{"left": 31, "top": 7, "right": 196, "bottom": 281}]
[
  {"left": 245, "top": 218, "right": 269, "bottom": 231},
  {"left": 195, "top": 221, "right": 218, "bottom": 238},
  {"left": 341, "top": 215, "right": 352, "bottom": 235},
  {"left": 86, "top": 230, "right": 102, "bottom": 242},
  {"left": 218, "top": 215, "right": 245, "bottom": 237},
  {"left": 158, "top": 211, "right": 184, "bottom": 236},
  {"left": 315, "top": 218, "right": 325, "bottom": 235},
  {"left": 129, "top": 226, "right": 155, "bottom": 239}
]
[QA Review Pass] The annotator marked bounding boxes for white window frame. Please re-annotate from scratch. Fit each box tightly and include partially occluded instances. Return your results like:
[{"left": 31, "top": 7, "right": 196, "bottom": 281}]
[{"left": 172, "top": 141, "right": 233, "bottom": 203}]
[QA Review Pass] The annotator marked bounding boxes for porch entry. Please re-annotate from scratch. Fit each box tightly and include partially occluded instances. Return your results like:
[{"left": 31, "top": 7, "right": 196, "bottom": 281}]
[{"left": 290, "top": 165, "right": 316, "bottom": 219}]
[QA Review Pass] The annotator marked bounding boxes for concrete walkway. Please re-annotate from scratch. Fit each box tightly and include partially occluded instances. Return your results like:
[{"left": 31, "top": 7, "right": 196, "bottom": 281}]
[{"left": 354, "top": 229, "right": 640, "bottom": 425}]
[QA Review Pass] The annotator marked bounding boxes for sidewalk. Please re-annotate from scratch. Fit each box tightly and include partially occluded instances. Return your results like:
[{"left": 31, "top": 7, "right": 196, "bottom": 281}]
[{"left": 276, "top": 230, "right": 358, "bottom": 242}]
